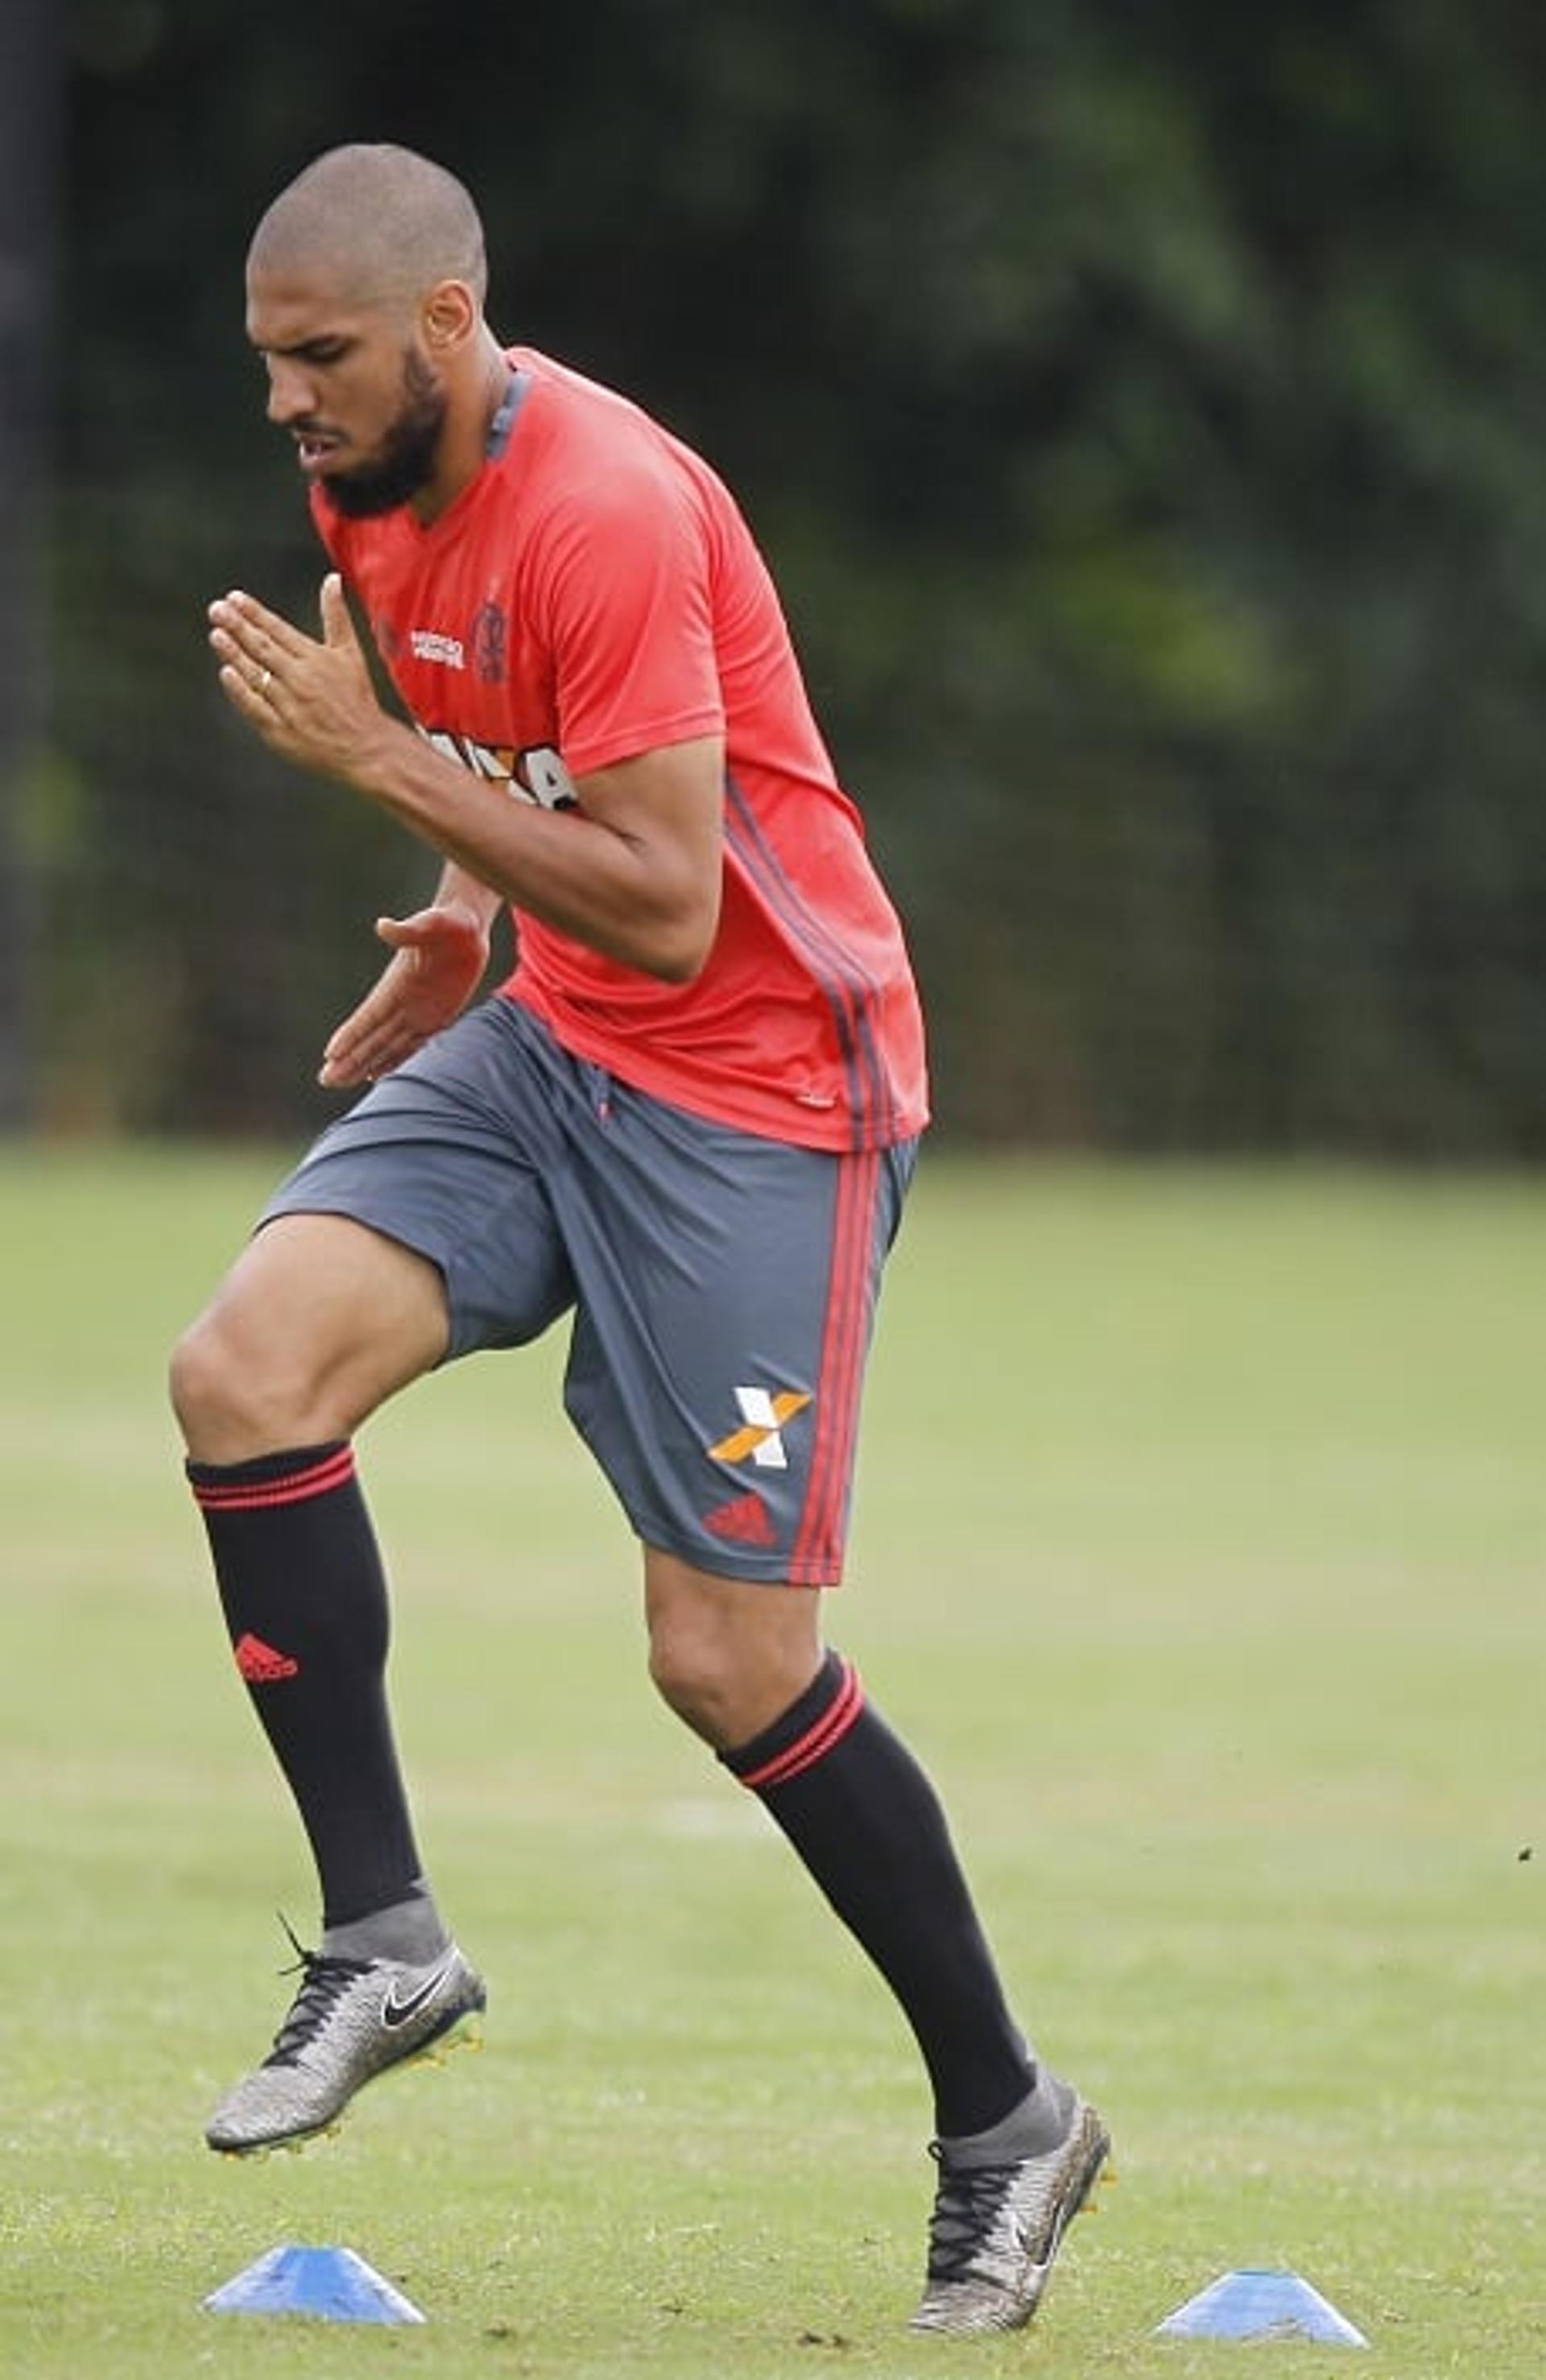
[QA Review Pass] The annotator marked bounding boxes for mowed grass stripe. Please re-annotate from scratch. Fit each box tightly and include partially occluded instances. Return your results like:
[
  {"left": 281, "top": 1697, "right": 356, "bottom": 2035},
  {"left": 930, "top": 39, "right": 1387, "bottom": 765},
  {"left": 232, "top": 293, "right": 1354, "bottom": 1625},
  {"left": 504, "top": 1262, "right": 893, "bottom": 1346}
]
[{"left": 0, "top": 1149, "right": 1541, "bottom": 2377}]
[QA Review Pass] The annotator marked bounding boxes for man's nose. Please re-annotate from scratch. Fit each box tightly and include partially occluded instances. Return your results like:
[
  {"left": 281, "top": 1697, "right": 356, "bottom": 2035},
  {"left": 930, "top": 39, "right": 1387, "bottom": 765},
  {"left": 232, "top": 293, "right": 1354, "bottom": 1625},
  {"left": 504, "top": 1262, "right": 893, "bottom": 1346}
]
[{"left": 266, "top": 359, "right": 318, "bottom": 426}]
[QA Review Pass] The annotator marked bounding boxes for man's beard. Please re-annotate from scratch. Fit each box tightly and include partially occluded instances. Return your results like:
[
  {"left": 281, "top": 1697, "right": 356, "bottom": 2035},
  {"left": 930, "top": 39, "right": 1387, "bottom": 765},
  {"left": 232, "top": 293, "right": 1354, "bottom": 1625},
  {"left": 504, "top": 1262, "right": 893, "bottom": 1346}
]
[{"left": 317, "top": 347, "right": 448, "bottom": 519}]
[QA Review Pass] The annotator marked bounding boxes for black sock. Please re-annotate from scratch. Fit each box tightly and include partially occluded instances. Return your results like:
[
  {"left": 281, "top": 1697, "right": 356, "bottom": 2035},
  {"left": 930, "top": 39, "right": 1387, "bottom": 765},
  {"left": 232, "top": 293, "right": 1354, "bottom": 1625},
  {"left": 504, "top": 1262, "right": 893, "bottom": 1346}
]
[
  {"left": 187, "top": 1441, "right": 424, "bottom": 1930},
  {"left": 721, "top": 1649, "right": 1035, "bottom": 2137}
]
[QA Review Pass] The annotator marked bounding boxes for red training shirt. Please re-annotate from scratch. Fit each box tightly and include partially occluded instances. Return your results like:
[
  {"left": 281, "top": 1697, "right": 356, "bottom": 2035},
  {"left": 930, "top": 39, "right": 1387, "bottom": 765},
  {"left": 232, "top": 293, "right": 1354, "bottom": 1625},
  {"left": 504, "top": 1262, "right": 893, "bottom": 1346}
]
[{"left": 313, "top": 347, "right": 928, "bottom": 1153}]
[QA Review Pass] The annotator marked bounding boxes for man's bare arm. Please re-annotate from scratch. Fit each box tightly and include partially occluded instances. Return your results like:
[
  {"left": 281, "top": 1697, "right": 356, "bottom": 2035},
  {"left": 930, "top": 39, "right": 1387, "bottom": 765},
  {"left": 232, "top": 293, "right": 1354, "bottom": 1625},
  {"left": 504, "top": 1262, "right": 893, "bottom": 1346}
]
[{"left": 209, "top": 578, "right": 723, "bottom": 984}]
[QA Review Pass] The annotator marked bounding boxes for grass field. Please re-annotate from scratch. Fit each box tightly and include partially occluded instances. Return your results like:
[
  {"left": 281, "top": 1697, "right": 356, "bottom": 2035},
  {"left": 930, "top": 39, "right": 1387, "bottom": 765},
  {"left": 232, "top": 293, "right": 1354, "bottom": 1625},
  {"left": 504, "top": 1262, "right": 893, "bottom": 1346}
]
[{"left": 0, "top": 1146, "right": 1541, "bottom": 2378}]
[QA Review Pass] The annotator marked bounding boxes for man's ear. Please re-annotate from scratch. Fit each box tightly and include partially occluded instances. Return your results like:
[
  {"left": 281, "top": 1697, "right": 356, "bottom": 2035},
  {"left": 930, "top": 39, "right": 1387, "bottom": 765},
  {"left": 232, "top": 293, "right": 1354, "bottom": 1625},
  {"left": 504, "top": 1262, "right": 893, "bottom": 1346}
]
[{"left": 422, "top": 279, "right": 478, "bottom": 354}]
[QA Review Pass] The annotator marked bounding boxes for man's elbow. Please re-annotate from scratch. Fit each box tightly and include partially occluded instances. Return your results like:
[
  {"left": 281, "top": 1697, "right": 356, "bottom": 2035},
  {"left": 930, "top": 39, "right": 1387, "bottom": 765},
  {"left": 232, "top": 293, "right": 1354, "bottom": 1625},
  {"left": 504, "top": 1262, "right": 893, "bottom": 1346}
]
[
  {"left": 639, "top": 886, "right": 720, "bottom": 983},
  {"left": 644, "top": 920, "right": 716, "bottom": 984}
]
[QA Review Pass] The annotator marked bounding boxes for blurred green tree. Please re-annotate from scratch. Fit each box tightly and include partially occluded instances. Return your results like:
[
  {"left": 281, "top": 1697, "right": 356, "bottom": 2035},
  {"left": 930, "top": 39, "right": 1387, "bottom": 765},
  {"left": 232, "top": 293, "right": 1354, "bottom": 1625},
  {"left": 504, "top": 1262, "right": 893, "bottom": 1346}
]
[
  {"left": 51, "top": 0, "right": 1546, "bottom": 1151},
  {"left": 0, "top": 0, "right": 58, "bottom": 1129}
]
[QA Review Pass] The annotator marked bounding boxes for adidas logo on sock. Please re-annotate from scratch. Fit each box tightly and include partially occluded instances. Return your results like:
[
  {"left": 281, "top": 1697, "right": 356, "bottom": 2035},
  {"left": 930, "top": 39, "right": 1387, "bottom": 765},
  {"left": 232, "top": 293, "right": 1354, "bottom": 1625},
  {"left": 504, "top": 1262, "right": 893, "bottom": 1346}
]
[{"left": 233, "top": 1632, "right": 300, "bottom": 1683}]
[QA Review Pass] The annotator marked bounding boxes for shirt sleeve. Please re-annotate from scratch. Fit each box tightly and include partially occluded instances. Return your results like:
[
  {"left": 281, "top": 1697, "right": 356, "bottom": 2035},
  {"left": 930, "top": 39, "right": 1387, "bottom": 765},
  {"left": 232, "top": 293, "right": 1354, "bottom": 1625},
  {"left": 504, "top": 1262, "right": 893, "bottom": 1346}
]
[{"left": 527, "top": 453, "right": 725, "bottom": 780}]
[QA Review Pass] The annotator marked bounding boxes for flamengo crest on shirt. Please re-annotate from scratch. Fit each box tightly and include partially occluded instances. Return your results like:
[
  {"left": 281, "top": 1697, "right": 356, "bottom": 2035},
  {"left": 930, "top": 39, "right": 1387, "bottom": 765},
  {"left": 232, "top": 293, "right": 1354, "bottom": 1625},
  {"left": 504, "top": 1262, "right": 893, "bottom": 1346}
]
[{"left": 709, "top": 1386, "right": 813, "bottom": 1471}]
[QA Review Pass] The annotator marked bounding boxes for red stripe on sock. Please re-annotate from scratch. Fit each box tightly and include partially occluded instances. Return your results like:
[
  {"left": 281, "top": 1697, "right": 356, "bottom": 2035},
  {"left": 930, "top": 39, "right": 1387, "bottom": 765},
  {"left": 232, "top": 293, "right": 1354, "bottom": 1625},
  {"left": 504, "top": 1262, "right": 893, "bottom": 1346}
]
[
  {"left": 190, "top": 1444, "right": 357, "bottom": 1513},
  {"left": 737, "top": 1660, "right": 865, "bottom": 1792}
]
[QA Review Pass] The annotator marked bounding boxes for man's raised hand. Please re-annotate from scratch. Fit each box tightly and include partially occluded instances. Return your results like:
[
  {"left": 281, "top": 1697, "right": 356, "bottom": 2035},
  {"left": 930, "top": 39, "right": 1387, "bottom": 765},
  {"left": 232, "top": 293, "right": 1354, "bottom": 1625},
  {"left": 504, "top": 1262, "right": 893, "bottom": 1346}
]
[
  {"left": 209, "top": 575, "right": 392, "bottom": 785},
  {"left": 319, "top": 902, "right": 492, "bottom": 1088}
]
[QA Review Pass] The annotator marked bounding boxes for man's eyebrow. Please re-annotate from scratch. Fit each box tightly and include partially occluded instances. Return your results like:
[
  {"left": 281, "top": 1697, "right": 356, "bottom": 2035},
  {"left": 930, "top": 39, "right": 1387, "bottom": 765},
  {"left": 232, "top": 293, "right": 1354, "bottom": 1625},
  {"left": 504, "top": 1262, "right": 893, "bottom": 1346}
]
[{"left": 252, "top": 332, "right": 357, "bottom": 361}]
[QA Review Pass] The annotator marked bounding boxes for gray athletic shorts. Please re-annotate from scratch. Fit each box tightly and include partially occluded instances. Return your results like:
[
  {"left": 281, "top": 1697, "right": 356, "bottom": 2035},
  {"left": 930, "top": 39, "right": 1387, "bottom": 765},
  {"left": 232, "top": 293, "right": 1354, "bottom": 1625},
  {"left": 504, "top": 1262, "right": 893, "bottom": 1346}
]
[{"left": 260, "top": 997, "right": 916, "bottom": 1586}]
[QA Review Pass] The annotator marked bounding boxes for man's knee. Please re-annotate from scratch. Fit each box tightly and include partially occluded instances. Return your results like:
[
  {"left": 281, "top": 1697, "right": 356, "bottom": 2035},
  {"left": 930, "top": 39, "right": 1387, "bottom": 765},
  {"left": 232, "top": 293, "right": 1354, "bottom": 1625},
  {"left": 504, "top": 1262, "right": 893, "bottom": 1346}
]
[
  {"left": 644, "top": 1556, "right": 824, "bottom": 1750},
  {"left": 169, "top": 1215, "right": 449, "bottom": 1463},
  {"left": 168, "top": 1307, "right": 226, "bottom": 1438},
  {"left": 169, "top": 1298, "right": 312, "bottom": 1459},
  {"left": 647, "top": 1616, "right": 739, "bottom": 1741}
]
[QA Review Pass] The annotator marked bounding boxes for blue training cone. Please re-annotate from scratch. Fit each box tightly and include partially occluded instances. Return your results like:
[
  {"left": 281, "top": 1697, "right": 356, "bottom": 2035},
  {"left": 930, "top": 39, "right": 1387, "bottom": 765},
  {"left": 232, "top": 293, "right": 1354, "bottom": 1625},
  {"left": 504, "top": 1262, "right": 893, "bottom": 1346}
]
[
  {"left": 1155, "top": 2267, "right": 1368, "bottom": 2346},
  {"left": 203, "top": 2243, "right": 427, "bottom": 2324}
]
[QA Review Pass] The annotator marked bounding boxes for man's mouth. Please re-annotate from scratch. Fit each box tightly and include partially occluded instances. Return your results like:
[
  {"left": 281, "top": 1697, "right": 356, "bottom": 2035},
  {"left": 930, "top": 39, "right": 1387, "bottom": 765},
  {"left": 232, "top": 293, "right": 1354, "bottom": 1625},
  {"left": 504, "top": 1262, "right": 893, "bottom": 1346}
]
[{"left": 294, "top": 432, "right": 344, "bottom": 472}]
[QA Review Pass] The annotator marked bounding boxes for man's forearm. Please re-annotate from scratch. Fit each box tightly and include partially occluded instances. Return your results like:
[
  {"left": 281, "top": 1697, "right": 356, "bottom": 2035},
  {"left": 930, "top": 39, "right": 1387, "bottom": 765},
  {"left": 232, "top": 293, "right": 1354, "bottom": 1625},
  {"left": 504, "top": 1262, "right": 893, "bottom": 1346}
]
[
  {"left": 353, "top": 720, "right": 721, "bottom": 982},
  {"left": 205, "top": 579, "right": 718, "bottom": 980}
]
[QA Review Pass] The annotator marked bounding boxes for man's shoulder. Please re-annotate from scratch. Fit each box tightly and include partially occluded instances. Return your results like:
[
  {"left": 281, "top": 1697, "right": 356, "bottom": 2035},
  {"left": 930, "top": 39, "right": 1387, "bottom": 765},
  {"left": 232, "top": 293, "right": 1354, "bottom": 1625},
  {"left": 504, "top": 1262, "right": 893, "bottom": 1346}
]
[
  {"left": 510, "top": 348, "right": 717, "bottom": 503},
  {"left": 509, "top": 346, "right": 659, "bottom": 437}
]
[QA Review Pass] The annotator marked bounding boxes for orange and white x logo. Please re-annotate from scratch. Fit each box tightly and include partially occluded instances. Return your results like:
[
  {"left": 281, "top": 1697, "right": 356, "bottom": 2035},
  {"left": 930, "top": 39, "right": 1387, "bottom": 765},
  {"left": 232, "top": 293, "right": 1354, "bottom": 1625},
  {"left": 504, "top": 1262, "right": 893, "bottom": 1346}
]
[{"left": 709, "top": 1385, "right": 813, "bottom": 1471}]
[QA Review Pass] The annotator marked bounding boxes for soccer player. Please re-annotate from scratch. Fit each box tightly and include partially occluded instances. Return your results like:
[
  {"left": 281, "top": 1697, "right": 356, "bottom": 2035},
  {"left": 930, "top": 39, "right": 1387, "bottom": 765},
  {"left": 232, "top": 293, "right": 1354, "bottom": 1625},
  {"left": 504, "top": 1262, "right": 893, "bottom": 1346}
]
[{"left": 171, "top": 143, "right": 1107, "bottom": 2334}]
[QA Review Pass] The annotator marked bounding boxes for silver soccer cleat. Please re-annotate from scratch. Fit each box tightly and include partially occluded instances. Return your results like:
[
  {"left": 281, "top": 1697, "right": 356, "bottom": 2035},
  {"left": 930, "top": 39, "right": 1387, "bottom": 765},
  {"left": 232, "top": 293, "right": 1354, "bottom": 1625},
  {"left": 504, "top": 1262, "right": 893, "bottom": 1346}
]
[
  {"left": 205, "top": 1926, "right": 486, "bottom": 2155},
  {"left": 909, "top": 2094, "right": 1110, "bottom": 2334}
]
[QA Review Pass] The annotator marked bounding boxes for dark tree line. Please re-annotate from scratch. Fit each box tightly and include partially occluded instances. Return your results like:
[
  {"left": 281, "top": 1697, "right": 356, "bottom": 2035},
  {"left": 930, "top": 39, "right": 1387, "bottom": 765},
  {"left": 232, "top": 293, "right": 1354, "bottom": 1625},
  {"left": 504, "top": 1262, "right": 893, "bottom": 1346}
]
[
  {"left": 0, "top": 0, "right": 56, "bottom": 1127},
  {"left": 29, "top": 0, "right": 1546, "bottom": 1149}
]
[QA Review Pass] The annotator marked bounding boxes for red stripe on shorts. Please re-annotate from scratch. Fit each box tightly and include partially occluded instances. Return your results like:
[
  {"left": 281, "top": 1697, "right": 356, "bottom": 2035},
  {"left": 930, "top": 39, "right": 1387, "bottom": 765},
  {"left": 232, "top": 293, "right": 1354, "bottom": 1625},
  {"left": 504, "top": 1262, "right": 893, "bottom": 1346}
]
[{"left": 789, "top": 1149, "right": 882, "bottom": 1585}]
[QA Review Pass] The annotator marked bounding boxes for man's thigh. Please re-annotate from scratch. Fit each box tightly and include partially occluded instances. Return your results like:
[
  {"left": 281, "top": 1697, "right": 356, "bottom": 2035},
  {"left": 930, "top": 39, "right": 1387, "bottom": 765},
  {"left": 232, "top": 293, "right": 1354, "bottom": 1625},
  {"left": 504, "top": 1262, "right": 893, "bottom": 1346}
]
[
  {"left": 259, "top": 1001, "right": 578, "bottom": 1359},
  {"left": 556, "top": 1084, "right": 916, "bottom": 1587}
]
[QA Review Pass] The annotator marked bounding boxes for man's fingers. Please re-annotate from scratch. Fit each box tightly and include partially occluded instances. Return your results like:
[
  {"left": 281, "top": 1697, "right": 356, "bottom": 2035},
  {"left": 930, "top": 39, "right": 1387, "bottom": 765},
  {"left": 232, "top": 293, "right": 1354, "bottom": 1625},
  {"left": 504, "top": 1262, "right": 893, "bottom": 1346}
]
[
  {"left": 319, "top": 572, "right": 358, "bottom": 651},
  {"left": 216, "top": 660, "right": 274, "bottom": 723},
  {"left": 208, "top": 591, "right": 320, "bottom": 719},
  {"left": 321, "top": 1010, "right": 386, "bottom": 1067},
  {"left": 211, "top": 628, "right": 278, "bottom": 703},
  {"left": 210, "top": 588, "right": 313, "bottom": 660},
  {"left": 319, "top": 1021, "right": 420, "bottom": 1087},
  {"left": 322, "top": 987, "right": 409, "bottom": 1066}
]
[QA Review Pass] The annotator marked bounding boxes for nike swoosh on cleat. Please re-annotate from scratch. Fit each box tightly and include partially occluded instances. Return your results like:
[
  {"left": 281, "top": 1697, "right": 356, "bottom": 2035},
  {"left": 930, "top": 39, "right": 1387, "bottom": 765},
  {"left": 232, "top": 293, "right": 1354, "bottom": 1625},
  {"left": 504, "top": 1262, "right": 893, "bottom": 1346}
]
[{"left": 381, "top": 1956, "right": 458, "bottom": 2030}]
